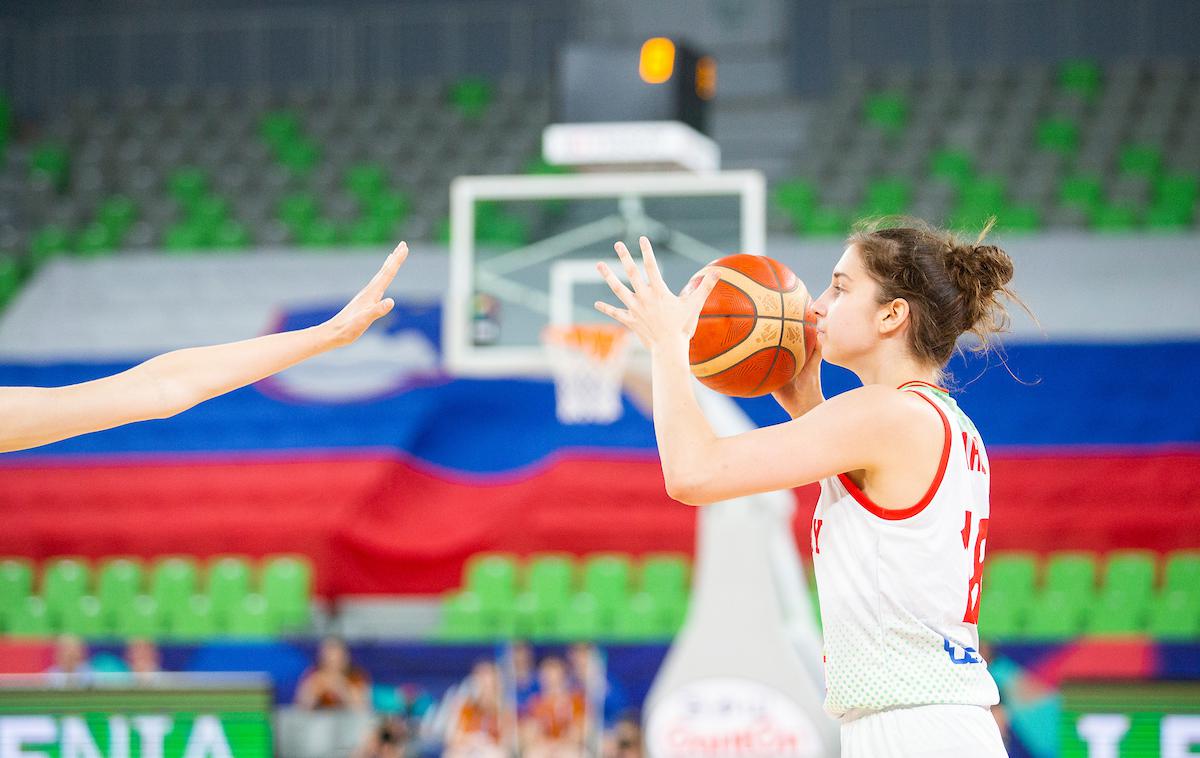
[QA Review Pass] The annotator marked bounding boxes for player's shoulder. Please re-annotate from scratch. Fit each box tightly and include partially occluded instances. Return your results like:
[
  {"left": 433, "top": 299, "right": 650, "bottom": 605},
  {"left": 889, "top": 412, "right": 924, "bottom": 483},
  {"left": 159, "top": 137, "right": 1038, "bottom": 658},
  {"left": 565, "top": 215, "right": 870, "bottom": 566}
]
[{"left": 827, "top": 384, "right": 944, "bottom": 434}]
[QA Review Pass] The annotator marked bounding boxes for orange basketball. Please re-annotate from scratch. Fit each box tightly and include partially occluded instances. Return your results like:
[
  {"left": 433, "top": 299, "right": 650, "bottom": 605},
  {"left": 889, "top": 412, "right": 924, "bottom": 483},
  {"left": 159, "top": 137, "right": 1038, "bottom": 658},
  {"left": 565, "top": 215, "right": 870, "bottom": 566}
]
[{"left": 688, "top": 254, "right": 817, "bottom": 397}]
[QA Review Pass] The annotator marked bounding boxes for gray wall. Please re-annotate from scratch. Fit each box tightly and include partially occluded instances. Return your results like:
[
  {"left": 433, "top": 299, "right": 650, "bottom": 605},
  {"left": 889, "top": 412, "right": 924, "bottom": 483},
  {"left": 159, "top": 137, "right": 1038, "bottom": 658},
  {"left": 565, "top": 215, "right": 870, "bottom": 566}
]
[{"left": 0, "top": 0, "right": 575, "bottom": 118}]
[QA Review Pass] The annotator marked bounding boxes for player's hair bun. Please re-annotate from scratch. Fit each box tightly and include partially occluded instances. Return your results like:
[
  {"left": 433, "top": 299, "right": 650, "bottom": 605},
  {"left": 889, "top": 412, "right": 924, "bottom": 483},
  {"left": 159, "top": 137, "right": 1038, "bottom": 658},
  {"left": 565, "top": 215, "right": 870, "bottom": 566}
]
[{"left": 941, "top": 239, "right": 1015, "bottom": 336}]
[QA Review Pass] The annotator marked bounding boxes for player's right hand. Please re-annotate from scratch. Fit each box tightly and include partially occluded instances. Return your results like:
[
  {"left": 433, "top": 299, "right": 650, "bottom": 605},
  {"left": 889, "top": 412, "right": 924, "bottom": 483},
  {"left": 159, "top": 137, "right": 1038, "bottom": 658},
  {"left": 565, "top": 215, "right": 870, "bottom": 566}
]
[{"left": 772, "top": 334, "right": 824, "bottom": 418}]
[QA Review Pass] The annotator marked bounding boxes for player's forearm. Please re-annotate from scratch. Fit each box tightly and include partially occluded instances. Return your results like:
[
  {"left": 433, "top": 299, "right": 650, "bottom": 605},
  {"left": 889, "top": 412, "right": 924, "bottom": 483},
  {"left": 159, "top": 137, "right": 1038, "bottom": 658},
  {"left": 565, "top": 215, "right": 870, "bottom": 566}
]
[
  {"left": 650, "top": 337, "right": 719, "bottom": 505},
  {"left": 139, "top": 323, "right": 336, "bottom": 415}
]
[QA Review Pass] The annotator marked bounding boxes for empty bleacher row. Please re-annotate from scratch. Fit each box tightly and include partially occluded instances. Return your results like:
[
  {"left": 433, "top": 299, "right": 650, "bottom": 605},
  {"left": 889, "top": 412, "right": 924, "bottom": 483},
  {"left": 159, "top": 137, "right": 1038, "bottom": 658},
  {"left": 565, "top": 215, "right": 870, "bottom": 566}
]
[
  {"left": 0, "top": 554, "right": 312, "bottom": 639},
  {"left": 772, "top": 58, "right": 1200, "bottom": 235},
  {"left": 3, "top": 548, "right": 1199, "bottom": 644}
]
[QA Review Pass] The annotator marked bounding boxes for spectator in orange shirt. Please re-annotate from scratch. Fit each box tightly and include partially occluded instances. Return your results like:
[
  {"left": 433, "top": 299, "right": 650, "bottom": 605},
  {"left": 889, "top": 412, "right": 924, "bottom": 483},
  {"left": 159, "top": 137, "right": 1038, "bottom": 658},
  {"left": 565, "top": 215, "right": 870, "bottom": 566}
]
[
  {"left": 446, "top": 659, "right": 511, "bottom": 758},
  {"left": 521, "top": 656, "right": 585, "bottom": 758},
  {"left": 294, "top": 636, "right": 370, "bottom": 710}
]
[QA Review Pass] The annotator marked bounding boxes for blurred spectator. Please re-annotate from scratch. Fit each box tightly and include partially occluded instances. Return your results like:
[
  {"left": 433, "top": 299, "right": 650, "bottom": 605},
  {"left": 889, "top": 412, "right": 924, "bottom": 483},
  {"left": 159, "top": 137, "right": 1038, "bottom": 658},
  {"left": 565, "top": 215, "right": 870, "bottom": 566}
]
[
  {"left": 295, "top": 636, "right": 370, "bottom": 710},
  {"left": 124, "top": 638, "right": 161, "bottom": 684},
  {"left": 567, "top": 642, "right": 629, "bottom": 729},
  {"left": 353, "top": 715, "right": 411, "bottom": 758},
  {"left": 45, "top": 635, "right": 92, "bottom": 686},
  {"left": 510, "top": 640, "right": 539, "bottom": 710},
  {"left": 521, "top": 656, "right": 585, "bottom": 758},
  {"left": 601, "top": 711, "right": 643, "bottom": 758},
  {"left": 445, "top": 659, "right": 511, "bottom": 758}
]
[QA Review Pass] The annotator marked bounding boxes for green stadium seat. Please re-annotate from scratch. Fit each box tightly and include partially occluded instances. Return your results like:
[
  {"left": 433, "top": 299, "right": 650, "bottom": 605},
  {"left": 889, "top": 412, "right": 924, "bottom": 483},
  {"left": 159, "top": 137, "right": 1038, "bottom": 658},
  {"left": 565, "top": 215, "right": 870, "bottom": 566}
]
[
  {"left": 1035, "top": 118, "right": 1079, "bottom": 154},
  {"left": 526, "top": 553, "right": 576, "bottom": 609},
  {"left": 207, "top": 556, "right": 251, "bottom": 618},
  {"left": 1091, "top": 204, "right": 1139, "bottom": 232},
  {"left": 449, "top": 78, "right": 493, "bottom": 121},
  {"left": 0, "top": 558, "right": 33, "bottom": 611},
  {"left": 261, "top": 555, "right": 313, "bottom": 631},
  {"left": 1154, "top": 175, "right": 1199, "bottom": 212},
  {"left": 863, "top": 92, "right": 908, "bottom": 134},
  {"left": 960, "top": 176, "right": 1007, "bottom": 210},
  {"left": 60, "top": 595, "right": 107, "bottom": 638},
  {"left": 1102, "top": 550, "right": 1156, "bottom": 597},
  {"left": 298, "top": 219, "right": 341, "bottom": 247},
  {"left": 1059, "top": 174, "right": 1104, "bottom": 216},
  {"left": 465, "top": 553, "right": 519, "bottom": 611},
  {"left": 112, "top": 595, "right": 163, "bottom": 639},
  {"left": 804, "top": 207, "right": 849, "bottom": 236},
  {"left": 30, "top": 225, "right": 73, "bottom": 263},
  {"left": 367, "top": 191, "right": 410, "bottom": 226},
  {"left": 151, "top": 557, "right": 199, "bottom": 619},
  {"left": 1086, "top": 590, "right": 1145, "bottom": 637},
  {"left": 640, "top": 554, "right": 689, "bottom": 602},
  {"left": 862, "top": 177, "right": 912, "bottom": 216},
  {"left": 30, "top": 143, "right": 70, "bottom": 190},
  {"left": 1059, "top": 60, "right": 1102, "bottom": 100},
  {"left": 97, "top": 558, "right": 144, "bottom": 613},
  {"left": 582, "top": 554, "right": 632, "bottom": 616},
  {"left": 557, "top": 591, "right": 602, "bottom": 641},
  {"left": 345, "top": 164, "right": 388, "bottom": 203},
  {"left": 97, "top": 195, "right": 138, "bottom": 237},
  {"left": 985, "top": 552, "right": 1038, "bottom": 597},
  {"left": 1118, "top": 145, "right": 1163, "bottom": 178},
  {"left": 225, "top": 593, "right": 276, "bottom": 638},
  {"left": 7, "top": 596, "right": 52, "bottom": 637},
  {"left": 513, "top": 591, "right": 550, "bottom": 639},
  {"left": 611, "top": 592, "right": 663, "bottom": 641},
  {"left": 42, "top": 557, "right": 91, "bottom": 617},
  {"left": 977, "top": 589, "right": 1025, "bottom": 641},
  {"left": 439, "top": 590, "right": 489, "bottom": 641},
  {"left": 210, "top": 219, "right": 251, "bottom": 249},
  {"left": 773, "top": 179, "right": 817, "bottom": 213},
  {"left": 75, "top": 222, "right": 117, "bottom": 256},
  {"left": 1164, "top": 551, "right": 1200, "bottom": 596},
  {"left": 278, "top": 140, "right": 320, "bottom": 175},
  {"left": 190, "top": 195, "right": 230, "bottom": 227},
  {"left": 1023, "top": 589, "right": 1086, "bottom": 640},
  {"left": 929, "top": 149, "right": 974, "bottom": 186},
  {"left": 170, "top": 594, "right": 217, "bottom": 640},
  {"left": 1043, "top": 552, "right": 1098, "bottom": 597},
  {"left": 259, "top": 111, "right": 302, "bottom": 148},
  {"left": 1145, "top": 203, "right": 1193, "bottom": 231},
  {"left": 163, "top": 221, "right": 209, "bottom": 252},
  {"left": 278, "top": 193, "right": 320, "bottom": 230},
  {"left": 0, "top": 258, "right": 22, "bottom": 305},
  {"left": 1147, "top": 589, "right": 1200, "bottom": 640},
  {"left": 167, "top": 167, "right": 208, "bottom": 208},
  {"left": 346, "top": 216, "right": 394, "bottom": 246}
]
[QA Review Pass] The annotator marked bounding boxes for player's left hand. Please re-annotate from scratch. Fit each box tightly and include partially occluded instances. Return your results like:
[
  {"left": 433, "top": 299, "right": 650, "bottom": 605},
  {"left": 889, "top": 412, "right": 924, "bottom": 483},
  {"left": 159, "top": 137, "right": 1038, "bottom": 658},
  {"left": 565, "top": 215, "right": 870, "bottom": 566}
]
[
  {"left": 323, "top": 241, "right": 408, "bottom": 348},
  {"left": 594, "top": 236, "right": 720, "bottom": 352}
]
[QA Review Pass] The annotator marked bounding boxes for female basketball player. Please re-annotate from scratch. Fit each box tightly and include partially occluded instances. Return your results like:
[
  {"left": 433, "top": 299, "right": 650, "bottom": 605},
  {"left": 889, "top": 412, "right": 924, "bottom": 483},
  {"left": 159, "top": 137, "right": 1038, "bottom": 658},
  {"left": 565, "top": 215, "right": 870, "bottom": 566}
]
[
  {"left": 0, "top": 242, "right": 407, "bottom": 454},
  {"left": 595, "top": 224, "right": 1020, "bottom": 757}
]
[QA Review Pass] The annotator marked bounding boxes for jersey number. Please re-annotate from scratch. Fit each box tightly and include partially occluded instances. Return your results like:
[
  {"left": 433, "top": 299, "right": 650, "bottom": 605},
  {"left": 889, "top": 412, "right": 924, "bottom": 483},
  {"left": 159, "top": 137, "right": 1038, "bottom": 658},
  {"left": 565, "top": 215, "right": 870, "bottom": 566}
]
[{"left": 962, "top": 512, "right": 989, "bottom": 624}]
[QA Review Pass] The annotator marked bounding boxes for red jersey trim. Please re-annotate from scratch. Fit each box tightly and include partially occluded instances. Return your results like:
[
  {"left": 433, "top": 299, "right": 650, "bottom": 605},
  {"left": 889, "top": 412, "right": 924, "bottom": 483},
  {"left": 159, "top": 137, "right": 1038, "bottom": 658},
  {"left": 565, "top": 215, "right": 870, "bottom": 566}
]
[
  {"left": 897, "top": 380, "right": 950, "bottom": 393},
  {"left": 837, "top": 389, "right": 952, "bottom": 521}
]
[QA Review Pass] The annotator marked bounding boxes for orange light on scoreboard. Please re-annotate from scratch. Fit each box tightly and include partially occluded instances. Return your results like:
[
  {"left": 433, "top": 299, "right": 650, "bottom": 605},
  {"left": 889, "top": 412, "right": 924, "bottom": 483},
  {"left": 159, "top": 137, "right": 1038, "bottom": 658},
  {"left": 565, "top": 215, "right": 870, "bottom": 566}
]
[
  {"left": 639, "top": 37, "right": 676, "bottom": 84},
  {"left": 696, "top": 56, "right": 717, "bottom": 100}
]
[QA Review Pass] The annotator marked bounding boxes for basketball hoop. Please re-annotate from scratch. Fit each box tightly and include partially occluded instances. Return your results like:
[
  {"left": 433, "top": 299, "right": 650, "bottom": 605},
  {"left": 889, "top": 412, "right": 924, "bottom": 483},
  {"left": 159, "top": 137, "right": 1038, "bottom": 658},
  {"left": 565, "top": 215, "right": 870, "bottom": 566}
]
[{"left": 542, "top": 324, "right": 631, "bottom": 424}]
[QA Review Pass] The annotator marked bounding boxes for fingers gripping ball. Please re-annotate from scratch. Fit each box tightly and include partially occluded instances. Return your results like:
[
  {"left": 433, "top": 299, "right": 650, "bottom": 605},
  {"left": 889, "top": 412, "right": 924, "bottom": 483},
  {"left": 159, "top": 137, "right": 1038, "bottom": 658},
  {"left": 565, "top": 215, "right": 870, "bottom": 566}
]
[{"left": 688, "top": 254, "right": 817, "bottom": 397}]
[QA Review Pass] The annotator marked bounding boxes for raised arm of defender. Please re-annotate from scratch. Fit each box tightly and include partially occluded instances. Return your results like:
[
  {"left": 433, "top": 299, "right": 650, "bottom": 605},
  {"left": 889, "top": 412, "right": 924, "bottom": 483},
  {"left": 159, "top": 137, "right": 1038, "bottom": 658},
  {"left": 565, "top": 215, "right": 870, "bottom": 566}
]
[{"left": 0, "top": 242, "right": 407, "bottom": 453}]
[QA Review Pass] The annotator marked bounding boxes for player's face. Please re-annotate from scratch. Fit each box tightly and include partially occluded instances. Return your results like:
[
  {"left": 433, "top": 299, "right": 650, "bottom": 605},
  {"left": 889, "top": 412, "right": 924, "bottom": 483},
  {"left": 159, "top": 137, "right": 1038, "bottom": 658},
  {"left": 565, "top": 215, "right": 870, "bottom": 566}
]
[{"left": 810, "top": 245, "right": 884, "bottom": 369}]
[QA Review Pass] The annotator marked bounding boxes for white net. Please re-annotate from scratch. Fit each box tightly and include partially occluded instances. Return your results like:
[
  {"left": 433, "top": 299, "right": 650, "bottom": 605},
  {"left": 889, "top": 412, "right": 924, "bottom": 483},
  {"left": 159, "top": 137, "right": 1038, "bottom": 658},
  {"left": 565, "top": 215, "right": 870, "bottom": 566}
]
[{"left": 543, "top": 324, "right": 631, "bottom": 424}]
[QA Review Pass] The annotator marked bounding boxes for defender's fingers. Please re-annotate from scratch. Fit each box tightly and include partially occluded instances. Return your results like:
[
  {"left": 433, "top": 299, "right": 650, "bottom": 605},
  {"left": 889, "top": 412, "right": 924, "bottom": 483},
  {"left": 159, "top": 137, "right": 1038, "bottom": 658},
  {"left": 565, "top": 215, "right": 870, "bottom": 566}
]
[
  {"left": 638, "top": 236, "right": 669, "bottom": 291},
  {"left": 686, "top": 271, "right": 721, "bottom": 308},
  {"left": 364, "top": 241, "right": 408, "bottom": 299},
  {"left": 614, "top": 241, "right": 647, "bottom": 292},
  {"left": 596, "top": 261, "right": 638, "bottom": 309},
  {"left": 594, "top": 301, "right": 635, "bottom": 328}
]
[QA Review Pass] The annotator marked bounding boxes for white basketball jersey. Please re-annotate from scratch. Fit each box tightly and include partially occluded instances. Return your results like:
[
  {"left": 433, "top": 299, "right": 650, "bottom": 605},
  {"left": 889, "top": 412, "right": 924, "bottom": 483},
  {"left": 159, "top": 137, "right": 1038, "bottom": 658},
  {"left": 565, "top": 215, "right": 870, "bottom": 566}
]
[{"left": 810, "top": 381, "right": 1000, "bottom": 721}]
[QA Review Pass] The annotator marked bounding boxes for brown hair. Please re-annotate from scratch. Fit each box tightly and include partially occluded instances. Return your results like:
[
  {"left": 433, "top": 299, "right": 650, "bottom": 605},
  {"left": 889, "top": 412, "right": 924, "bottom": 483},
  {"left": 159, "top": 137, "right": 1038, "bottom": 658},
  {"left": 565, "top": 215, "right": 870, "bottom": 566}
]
[{"left": 847, "top": 217, "right": 1030, "bottom": 370}]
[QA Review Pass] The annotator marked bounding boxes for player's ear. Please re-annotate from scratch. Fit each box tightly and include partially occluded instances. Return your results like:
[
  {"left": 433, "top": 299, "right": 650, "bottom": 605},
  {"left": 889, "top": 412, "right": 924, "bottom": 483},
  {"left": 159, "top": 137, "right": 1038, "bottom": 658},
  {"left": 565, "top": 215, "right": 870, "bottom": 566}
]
[{"left": 878, "top": 298, "right": 909, "bottom": 336}]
